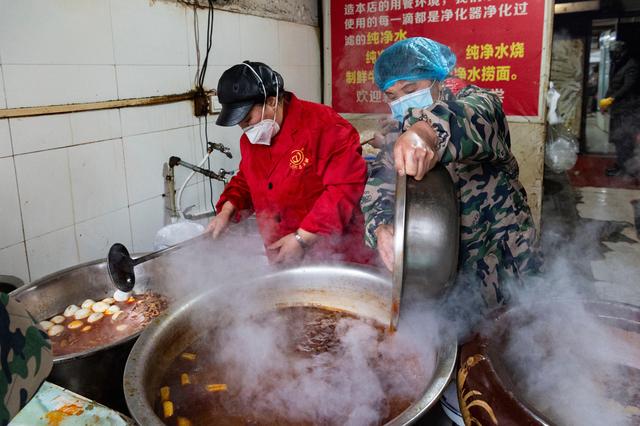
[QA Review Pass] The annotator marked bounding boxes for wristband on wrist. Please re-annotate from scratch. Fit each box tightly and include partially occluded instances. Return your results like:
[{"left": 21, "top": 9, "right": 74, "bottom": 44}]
[{"left": 294, "top": 231, "right": 309, "bottom": 249}]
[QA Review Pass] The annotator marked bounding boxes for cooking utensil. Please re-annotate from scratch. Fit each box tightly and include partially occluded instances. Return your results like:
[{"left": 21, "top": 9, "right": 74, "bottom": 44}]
[
  {"left": 392, "top": 164, "right": 459, "bottom": 330},
  {"left": 10, "top": 258, "right": 161, "bottom": 414},
  {"left": 107, "top": 233, "right": 210, "bottom": 292},
  {"left": 0, "top": 274, "right": 23, "bottom": 293},
  {"left": 123, "top": 264, "right": 457, "bottom": 425},
  {"left": 10, "top": 224, "right": 263, "bottom": 415},
  {"left": 458, "top": 300, "right": 640, "bottom": 425}
]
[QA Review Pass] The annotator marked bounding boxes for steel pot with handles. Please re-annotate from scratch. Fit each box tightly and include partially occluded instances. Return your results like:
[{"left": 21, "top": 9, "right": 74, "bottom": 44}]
[{"left": 124, "top": 263, "right": 458, "bottom": 425}]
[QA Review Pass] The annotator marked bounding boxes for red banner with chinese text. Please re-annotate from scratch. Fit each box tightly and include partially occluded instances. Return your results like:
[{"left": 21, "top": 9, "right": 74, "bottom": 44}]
[{"left": 329, "top": 0, "right": 546, "bottom": 117}]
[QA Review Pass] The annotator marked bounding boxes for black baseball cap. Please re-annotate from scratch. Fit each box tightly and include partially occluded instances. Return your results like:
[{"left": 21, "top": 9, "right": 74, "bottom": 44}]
[{"left": 216, "top": 61, "right": 284, "bottom": 126}]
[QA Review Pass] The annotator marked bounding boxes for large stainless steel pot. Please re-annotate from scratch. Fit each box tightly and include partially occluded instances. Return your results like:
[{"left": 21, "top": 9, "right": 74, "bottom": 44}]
[
  {"left": 9, "top": 229, "right": 264, "bottom": 414},
  {"left": 458, "top": 300, "right": 640, "bottom": 426},
  {"left": 10, "top": 258, "right": 160, "bottom": 414},
  {"left": 124, "top": 264, "right": 457, "bottom": 425}
]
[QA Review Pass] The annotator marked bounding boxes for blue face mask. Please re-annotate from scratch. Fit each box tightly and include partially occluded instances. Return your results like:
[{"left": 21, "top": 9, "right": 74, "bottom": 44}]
[{"left": 388, "top": 85, "right": 435, "bottom": 123}]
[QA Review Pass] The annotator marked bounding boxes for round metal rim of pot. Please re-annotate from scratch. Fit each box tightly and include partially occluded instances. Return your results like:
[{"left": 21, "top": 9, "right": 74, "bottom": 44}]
[
  {"left": 11, "top": 259, "right": 146, "bottom": 362},
  {"left": 10, "top": 256, "right": 170, "bottom": 413},
  {"left": 123, "top": 264, "right": 458, "bottom": 425},
  {"left": 457, "top": 299, "right": 640, "bottom": 426}
]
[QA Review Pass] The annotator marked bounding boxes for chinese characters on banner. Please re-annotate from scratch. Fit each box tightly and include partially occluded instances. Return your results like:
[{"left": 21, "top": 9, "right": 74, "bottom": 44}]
[{"left": 330, "top": 0, "right": 546, "bottom": 117}]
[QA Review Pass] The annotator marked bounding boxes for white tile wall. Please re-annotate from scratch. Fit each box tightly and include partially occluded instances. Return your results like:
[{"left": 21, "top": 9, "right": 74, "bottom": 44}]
[
  {"left": 15, "top": 149, "right": 74, "bottom": 239},
  {"left": 129, "top": 196, "right": 167, "bottom": 253},
  {"left": 69, "top": 139, "right": 128, "bottom": 222},
  {"left": 26, "top": 226, "right": 79, "bottom": 281},
  {"left": 279, "top": 66, "right": 322, "bottom": 103},
  {"left": 212, "top": 10, "right": 245, "bottom": 65},
  {"left": 10, "top": 114, "right": 72, "bottom": 154},
  {"left": 0, "top": 0, "right": 114, "bottom": 65},
  {"left": 239, "top": 15, "right": 280, "bottom": 65},
  {"left": 3, "top": 65, "right": 118, "bottom": 108},
  {"left": 110, "top": 0, "right": 189, "bottom": 65},
  {"left": 120, "top": 101, "right": 194, "bottom": 137},
  {"left": 179, "top": 182, "right": 208, "bottom": 217},
  {"left": 0, "top": 157, "right": 23, "bottom": 249},
  {"left": 187, "top": 9, "right": 244, "bottom": 67},
  {"left": 308, "top": 27, "right": 321, "bottom": 67},
  {"left": 115, "top": 65, "right": 191, "bottom": 99},
  {"left": 10, "top": 110, "right": 122, "bottom": 165},
  {"left": 76, "top": 208, "right": 132, "bottom": 262},
  {"left": 0, "top": 120, "right": 11, "bottom": 158},
  {"left": 0, "top": 66, "right": 6, "bottom": 108},
  {"left": 123, "top": 126, "right": 195, "bottom": 204},
  {"left": 278, "top": 21, "right": 313, "bottom": 67},
  {"left": 0, "top": 2, "right": 323, "bottom": 281},
  {"left": 0, "top": 243, "right": 30, "bottom": 284},
  {"left": 191, "top": 65, "right": 228, "bottom": 94},
  {"left": 70, "top": 109, "right": 122, "bottom": 145}
]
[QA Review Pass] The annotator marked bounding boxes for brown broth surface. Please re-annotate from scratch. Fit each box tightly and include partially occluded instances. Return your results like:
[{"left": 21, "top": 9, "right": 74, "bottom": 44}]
[
  {"left": 50, "top": 293, "right": 167, "bottom": 356},
  {"left": 156, "top": 307, "right": 427, "bottom": 426}
]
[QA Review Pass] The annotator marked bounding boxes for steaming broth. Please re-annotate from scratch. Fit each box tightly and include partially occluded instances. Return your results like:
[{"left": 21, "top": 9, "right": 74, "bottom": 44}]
[{"left": 156, "top": 307, "right": 430, "bottom": 425}]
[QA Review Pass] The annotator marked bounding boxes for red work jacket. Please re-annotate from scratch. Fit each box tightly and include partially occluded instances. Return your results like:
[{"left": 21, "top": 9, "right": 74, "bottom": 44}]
[{"left": 216, "top": 93, "right": 372, "bottom": 263}]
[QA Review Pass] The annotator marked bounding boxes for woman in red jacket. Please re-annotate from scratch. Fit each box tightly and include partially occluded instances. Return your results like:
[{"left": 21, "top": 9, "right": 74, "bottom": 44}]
[{"left": 207, "top": 61, "right": 371, "bottom": 265}]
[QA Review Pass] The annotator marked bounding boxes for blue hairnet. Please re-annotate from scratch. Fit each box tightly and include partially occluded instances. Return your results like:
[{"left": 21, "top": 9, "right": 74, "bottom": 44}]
[{"left": 374, "top": 37, "right": 457, "bottom": 91}]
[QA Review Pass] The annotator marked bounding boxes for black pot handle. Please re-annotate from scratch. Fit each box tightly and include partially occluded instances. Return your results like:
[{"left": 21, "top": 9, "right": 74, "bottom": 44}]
[{"left": 0, "top": 275, "right": 24, "bottom": 293}]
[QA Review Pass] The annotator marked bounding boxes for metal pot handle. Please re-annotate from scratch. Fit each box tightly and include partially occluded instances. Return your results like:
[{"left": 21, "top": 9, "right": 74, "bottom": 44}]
[{"left": 0, "top": 275, "right": 25, "bottom": 293}]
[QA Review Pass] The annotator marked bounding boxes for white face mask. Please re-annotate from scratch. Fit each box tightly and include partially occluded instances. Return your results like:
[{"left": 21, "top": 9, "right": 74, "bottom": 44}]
[
  {"left": 241, "top": 64, "right": 280, "bottom": 146},
  {"left": 243, "top": 102, "right": 280, "bottom": 146}
]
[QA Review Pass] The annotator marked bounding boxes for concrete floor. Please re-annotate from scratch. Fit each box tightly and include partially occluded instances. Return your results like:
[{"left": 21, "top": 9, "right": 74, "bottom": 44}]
[
  {"left": 584, "top": 114, "right": 615, "bottom": 155},
  {"left": 541, "top": 168, "right": 640, "bottom": 306}
]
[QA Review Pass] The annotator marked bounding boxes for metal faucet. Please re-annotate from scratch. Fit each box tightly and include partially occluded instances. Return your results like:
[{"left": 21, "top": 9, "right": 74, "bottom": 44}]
[
  {"left": 217, "top": 168, "right": 234, "bottom": 180},
  {"left": 208, "top": 142, "right": 232, "bottom": 159},
  {"left": 165, "top": 140, "right": 235, "bottom": 220}
]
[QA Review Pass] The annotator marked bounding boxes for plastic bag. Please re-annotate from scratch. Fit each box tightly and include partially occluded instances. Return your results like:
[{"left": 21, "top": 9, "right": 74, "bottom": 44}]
[
  {"left": 153, "top": 220, "right": 205, "bottom": 250},
  {"left": 546, "top": 82, "right": 562, "bottom": 125},
  {"left": 545, "top": 124, "right": 578, "bottom": 173}
]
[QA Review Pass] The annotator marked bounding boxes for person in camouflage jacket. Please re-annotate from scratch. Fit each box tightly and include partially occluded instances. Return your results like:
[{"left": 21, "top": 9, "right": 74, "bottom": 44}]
[
  {"left": 0, "top": 293, "right": 52, "bottom": 425},
  {"left": 362, "top": 37, "right": 542, "bottom": 310}
]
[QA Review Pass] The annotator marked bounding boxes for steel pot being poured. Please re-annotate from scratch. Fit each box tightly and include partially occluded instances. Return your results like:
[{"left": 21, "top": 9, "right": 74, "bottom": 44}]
[
  {"left": 124, "top": 264, "right": 457, "bottom": 425},
  {"left": 392, "top": 163, "right": 459, "bottom": 329}
]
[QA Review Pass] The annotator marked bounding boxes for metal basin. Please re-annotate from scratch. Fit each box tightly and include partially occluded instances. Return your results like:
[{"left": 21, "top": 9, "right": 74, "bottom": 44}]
[
  {"left": 8, "top": 233, "right": 238, "bottom": 413},
  {"left": 458, "top": 300, "right": 640, "bottom": 425},
  {"left": 393, "top": 164, "right": 459, "bottom": 328},
  {"left": 10, "top": 258, "right": 161, "bottom": 414},
  {"left": 124, "top": 264, "right": 457, "bottom": 425}
]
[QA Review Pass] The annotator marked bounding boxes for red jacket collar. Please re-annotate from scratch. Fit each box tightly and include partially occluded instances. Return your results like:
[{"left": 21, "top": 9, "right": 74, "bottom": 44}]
[
  {"left": 240, "top": 92, "right": 306, "bottom": 178},
  {"left": 275, "top": 92, "right": 302, "bottom": 140}
]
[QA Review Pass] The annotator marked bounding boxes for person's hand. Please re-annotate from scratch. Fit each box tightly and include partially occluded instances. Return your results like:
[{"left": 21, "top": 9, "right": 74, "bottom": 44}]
[
  {"left": 370, "top": 118, "right": 401, "bottom": 149},
  {"left": 206, "top": 201, "right": 235, "bottom": 239},
  {"left": 268, "top": 233, "right": 305, "bottom": 264},
  {"left": 393, "top": 120, "right": 438, "bottom": 181},
  {"left": 375, "top": 224, "right": 394, "bottom": 272},
  {"left": 599, "top": 97, "right": 614, "bottom": 112}
]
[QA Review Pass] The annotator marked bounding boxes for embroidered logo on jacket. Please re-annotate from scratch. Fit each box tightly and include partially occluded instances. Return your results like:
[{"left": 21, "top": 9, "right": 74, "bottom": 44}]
[{"left": 289, "top": 148, "right": 310, "bottom": 170}]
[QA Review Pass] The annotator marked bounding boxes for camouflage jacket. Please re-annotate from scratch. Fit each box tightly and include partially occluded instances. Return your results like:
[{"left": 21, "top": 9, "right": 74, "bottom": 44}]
[
  {"left": 361, "top": 84, "right": 542, "bottom": 309},
  {"left": 0, "top": 293, "right": 52, "bottom": 425}
]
